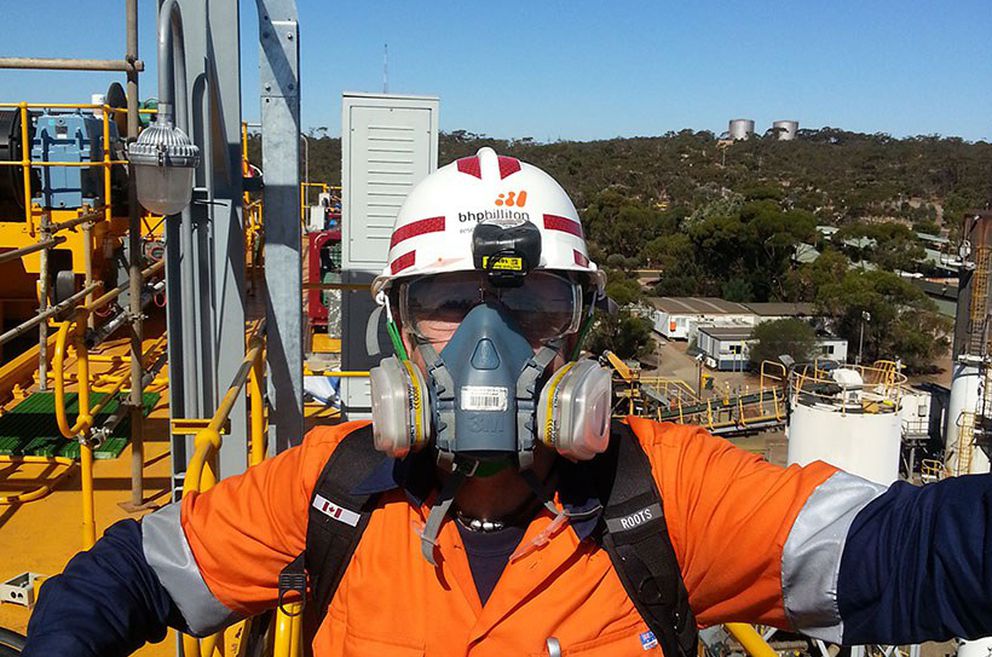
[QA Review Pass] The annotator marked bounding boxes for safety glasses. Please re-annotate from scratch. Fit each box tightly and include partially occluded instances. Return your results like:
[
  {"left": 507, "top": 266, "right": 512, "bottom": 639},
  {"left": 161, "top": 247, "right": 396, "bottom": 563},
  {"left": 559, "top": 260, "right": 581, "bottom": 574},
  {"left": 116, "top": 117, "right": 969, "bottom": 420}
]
[{"left": 397, "top": 271, "right": 583, "bottom": 344}]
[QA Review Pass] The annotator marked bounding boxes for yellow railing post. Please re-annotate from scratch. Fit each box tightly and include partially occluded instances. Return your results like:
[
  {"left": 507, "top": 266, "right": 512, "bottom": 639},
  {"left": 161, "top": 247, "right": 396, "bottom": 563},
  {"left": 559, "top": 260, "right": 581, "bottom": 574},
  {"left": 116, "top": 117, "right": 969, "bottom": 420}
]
[
  {"left": 249, "top": 354, "right": 266, "bottom": 467},
  {"left": 52, "top": 313, "right": 99, "bottom": 548}
]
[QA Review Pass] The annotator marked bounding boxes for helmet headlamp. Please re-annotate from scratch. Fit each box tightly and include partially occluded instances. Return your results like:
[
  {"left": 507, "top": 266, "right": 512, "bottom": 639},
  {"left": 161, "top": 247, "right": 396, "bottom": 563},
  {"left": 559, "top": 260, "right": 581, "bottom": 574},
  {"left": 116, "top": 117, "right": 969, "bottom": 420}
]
[{"left": 472, "top": 219, "right": 542, "bottom": 287}]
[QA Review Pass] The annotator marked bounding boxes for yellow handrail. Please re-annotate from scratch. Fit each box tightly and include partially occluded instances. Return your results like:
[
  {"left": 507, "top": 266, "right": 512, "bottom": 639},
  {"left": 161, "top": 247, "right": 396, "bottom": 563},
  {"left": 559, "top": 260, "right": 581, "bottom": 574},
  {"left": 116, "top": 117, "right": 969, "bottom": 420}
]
[
  {"left": 0, "top": 455, "right": 78, "bottom": 505},
  {"left": 725, "top": 623, "right": 779, "bottom": 657},
  {"left": 181, "top": 322, "right": 269, "bottom": 657},
  {"left": 53, "top": 316, "right": 92, "bottom": 438},
  {"left": 51, "top": 314, "right": 96, "bottom": 548}
]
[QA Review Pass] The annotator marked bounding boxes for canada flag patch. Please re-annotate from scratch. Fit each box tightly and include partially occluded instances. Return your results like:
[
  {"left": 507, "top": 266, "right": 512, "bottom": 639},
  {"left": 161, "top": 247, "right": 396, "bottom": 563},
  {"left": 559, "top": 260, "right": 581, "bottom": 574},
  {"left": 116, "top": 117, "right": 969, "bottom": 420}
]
[{"left": 312, "top": 494, "right": 361, "bottom": 527}]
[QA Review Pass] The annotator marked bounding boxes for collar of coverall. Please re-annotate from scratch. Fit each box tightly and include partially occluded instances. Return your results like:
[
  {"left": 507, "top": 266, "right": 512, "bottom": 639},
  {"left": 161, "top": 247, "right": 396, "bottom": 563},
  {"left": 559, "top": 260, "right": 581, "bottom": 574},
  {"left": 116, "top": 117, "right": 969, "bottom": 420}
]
[{"left": 351, "top": 449, "right": 604, "bottom": 542}]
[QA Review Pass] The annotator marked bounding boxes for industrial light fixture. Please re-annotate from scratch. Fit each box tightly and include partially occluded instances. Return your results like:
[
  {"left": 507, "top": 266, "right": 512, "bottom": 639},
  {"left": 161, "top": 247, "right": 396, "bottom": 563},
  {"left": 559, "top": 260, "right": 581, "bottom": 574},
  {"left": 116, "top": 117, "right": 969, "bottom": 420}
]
[{"left": 127, "top": 119, "right": 199, "bottom": 216}]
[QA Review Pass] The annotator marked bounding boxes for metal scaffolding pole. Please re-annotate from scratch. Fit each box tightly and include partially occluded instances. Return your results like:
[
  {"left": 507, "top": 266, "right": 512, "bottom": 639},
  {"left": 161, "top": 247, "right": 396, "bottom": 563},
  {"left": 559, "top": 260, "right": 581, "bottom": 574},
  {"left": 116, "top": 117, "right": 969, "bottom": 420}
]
[
  {"left": 124, "top": 0, "right": 146, "bottom": 511},
  {"left": 0, "top": 57, "right": 144, "bottom": 73},
  {"left": 0, "top": 236, "right": 65, "bottom": 265},
  {"left": 37, "top": 218, "right": 51, "bottom": 391}
]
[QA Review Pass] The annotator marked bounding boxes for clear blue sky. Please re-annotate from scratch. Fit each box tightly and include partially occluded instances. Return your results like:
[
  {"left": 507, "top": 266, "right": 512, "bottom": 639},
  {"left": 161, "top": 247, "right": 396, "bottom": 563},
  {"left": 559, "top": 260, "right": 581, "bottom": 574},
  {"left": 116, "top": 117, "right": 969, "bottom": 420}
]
[{"left": 1, "top": 1, "right": 989, "bottom": 141}]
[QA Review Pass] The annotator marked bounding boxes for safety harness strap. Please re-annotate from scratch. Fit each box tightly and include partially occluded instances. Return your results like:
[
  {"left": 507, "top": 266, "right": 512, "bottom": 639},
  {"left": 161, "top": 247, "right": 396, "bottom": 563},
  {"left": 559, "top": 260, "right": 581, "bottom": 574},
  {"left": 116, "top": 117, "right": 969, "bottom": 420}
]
[
  {"left": 596, "top": 421, "right": 699, "bottom": 657},
  {"left": 278, "top": 425, "right": 386, "bottom": 656}
]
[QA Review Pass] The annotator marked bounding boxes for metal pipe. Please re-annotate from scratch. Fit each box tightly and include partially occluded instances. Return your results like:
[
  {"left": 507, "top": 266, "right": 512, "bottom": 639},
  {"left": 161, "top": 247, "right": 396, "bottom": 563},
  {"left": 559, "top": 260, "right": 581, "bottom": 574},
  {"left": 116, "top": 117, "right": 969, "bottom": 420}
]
[
  {"left": 37, "top": 218, "right": 51, "bottom": 391},
  {"left": 0, "top": 236, "right": 65, "bottom": 265},
  {"left": 0, "top": 282, "right": 101, "bottom": 346},
  {"left": 181, "top": 202, "right": 200, "bottom": 416},
  {"left": 85, "top": 279, "right": 164, "bottom": 350},
  {"left": 0, "top": 57, "right": 143, "bottom": 72},
  {"left": 126, "top": 0, "right": 144, "bottom": 508},
  {"left": 156, "top": 0, "right": 188, "bottom": 128},
  {"left": 0, "top": 160, "right": 129, "bottom": 167},
  {"left": 86, "top": 259, "right": 164, "bottom": 312},
  {"left": 48, "top": 211, "right": 99, "bottom": 234},
  {"left": 83, "top": 222, "right": 94, "bottom": 329}
]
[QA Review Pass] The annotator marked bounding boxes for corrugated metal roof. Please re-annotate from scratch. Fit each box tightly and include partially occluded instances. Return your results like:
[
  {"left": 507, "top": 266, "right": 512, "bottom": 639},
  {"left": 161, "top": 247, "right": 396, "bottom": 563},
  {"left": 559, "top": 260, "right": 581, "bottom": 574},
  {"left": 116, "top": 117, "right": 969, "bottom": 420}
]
[
  {"left": 744, "top": 302, "right": 817, "bottom": 316},
  {"left": 648, "top": 297, "right": 752, "bottom": 315},
  {"left": 698, "top": 326, "right": 754, "bottom": 340}
]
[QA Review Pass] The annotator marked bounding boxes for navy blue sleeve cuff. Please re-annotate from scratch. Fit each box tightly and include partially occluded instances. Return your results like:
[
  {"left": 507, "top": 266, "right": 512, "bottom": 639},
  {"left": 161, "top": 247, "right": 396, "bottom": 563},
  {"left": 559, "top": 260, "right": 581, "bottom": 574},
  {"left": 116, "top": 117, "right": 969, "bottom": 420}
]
[{"left": 839, "top": 475, "right": 992, "bottom": 645}]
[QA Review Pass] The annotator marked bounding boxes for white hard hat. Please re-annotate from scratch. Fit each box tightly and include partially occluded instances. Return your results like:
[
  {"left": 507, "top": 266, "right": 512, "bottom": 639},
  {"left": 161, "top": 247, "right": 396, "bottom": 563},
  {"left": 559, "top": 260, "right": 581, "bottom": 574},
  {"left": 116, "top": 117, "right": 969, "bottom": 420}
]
[{"left": 371, "top": 147, "right": 605, "bottom": 298}]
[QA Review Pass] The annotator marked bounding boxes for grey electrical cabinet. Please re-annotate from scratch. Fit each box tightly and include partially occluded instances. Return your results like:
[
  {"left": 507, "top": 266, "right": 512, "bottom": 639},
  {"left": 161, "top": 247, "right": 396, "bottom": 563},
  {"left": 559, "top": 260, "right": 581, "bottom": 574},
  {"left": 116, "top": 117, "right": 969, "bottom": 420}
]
[{"left": 340, "top": 93, "right": 439, "bottom": 416}]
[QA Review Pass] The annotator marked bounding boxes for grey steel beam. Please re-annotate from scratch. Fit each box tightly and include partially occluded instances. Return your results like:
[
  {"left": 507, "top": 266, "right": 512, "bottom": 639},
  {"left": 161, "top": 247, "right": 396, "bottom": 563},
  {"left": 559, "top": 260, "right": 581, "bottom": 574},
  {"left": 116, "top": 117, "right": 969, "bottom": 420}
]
[
  {"left": 256, "top": 0, "right": 303, "bottom": 452},
  {"left": 204, "top": 0, "right": 249, "bottom": 477}
]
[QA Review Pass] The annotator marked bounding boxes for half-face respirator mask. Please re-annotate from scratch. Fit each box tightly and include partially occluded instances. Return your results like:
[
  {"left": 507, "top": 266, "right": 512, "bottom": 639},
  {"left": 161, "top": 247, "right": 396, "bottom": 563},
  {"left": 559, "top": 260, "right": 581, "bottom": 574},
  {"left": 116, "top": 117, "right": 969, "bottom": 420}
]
[{"left": 369, "top": 219, "right": 613, "bottom": 469}]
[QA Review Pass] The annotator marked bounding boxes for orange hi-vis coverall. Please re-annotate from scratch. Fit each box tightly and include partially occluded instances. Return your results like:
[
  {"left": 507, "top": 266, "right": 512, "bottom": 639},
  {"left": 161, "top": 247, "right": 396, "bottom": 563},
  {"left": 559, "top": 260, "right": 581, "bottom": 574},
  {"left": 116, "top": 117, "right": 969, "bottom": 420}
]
[
  {"left": 147, "top": 417, "right": 841, "bottom": 656},
  {"left": 36, "top": 414, "right": 992, "bottom": 656}
]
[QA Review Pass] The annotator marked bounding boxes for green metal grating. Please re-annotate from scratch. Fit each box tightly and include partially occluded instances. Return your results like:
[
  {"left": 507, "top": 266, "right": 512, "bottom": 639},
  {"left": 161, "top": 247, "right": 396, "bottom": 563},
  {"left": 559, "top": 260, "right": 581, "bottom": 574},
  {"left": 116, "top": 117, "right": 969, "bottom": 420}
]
[{"left": 0, "top": 391, "right": 159, "bottom": 459}]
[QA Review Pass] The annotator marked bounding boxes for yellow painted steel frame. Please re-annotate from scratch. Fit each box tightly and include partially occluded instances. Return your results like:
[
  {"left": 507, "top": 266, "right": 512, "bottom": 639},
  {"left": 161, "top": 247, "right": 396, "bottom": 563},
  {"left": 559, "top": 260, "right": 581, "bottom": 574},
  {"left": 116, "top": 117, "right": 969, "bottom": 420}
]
[{"left": 299, "top": 181, "right": 335, "bottom": 219}]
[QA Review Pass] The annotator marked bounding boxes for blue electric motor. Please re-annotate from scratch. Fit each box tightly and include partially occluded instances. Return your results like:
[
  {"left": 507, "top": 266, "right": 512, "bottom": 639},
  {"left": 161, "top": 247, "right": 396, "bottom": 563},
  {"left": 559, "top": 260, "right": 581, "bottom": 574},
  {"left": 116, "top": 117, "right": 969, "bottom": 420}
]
[{"left": 31, "top": 112, "right": 120, "bottom": 209}]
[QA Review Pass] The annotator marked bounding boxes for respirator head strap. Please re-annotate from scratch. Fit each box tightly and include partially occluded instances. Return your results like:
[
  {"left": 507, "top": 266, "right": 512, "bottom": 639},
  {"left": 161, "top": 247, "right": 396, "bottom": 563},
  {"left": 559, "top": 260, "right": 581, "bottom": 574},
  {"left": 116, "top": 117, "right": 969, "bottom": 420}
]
[
  {"left": 419, "top": 457, "right": 474, "bottom": 566},
  {"left": 515, "top": 343, "right": 561, "bottom": 470},
  {"left": 417, "top": 341, "right": 458, "bottom": 460}
]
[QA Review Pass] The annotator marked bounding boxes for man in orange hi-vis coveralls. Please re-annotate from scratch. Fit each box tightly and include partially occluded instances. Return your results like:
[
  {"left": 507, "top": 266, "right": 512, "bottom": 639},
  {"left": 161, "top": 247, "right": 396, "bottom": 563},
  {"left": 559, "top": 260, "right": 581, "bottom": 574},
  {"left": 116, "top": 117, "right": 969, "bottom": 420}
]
[{"left": 24, "top": 149, "right": 992, "bottom": 656}]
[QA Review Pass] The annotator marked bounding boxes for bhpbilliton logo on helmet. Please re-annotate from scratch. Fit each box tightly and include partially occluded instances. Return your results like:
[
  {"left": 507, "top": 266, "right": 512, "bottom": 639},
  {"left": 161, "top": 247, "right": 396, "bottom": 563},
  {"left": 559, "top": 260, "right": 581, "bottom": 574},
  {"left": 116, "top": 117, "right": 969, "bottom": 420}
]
[{"left": 457, "top": 190, "right": 531, "bottom": 226}]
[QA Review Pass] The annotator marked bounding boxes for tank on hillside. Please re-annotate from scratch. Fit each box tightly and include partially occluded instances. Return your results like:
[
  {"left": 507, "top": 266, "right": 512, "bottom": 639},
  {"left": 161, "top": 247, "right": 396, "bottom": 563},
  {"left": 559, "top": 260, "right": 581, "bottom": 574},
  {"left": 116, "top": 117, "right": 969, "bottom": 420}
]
[
  {"left": 771, "top": 120, "right": 798, "bottom": 140},
  {"left": 787, "top": 364, "right": 903, "bottom": 485},
  {"left": 728, "top": 119, "right": 754, "bottom": 141}
]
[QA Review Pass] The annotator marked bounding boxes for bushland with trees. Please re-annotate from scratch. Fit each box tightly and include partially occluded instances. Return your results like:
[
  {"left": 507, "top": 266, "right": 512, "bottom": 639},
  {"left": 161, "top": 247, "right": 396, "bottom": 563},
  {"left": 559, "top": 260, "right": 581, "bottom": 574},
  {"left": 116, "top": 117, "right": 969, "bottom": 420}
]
[{"left": 255, "top": 127, "right": 985, "bottom": 369}]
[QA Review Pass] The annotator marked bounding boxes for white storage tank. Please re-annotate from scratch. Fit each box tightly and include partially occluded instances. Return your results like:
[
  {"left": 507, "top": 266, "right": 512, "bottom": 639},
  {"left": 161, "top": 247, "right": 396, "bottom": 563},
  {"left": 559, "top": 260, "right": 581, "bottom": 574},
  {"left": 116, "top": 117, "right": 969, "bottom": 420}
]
[
  {"left": 958, "top": 638, "right": 992, "bottom": 657},
  {"left": 944, "top": 362, "right": 988, "bottom": 475},
  {"left": 787, "top": 367, "right": 902, "bottom": 485},
  {"left": 771, "top": 120, "right": 798, "bottom": 140},
  {"left": 728, "top": 119, "right": 755, "bottom": 141}
]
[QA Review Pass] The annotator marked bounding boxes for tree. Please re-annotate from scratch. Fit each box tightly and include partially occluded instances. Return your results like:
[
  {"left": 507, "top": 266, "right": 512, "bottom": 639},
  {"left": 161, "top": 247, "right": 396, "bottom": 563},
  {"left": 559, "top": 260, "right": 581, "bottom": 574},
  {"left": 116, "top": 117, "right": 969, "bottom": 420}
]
[
  {"left": 749, "top": 319, "right": 817, "bottom": 366},
  {"left": 783, "top": 249, "right": 851, "bottom": 302},
  {"left": 585, "top": 309, "right": 654, "bottom": 361},
  {"left": 816, "top": 270, "right": 951, "bottom": 372}
]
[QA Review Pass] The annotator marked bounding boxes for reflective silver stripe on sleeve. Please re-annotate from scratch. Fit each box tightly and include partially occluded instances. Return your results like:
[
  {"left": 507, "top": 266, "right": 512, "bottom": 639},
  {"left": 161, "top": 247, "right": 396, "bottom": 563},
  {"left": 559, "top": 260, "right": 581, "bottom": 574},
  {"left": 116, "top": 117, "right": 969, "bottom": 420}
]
[
  {"left": 781, "top": 471, "right": 886, "bottom": 643},
  {"left": 142, "top": 503, "right": 241, "bottom": 636}
]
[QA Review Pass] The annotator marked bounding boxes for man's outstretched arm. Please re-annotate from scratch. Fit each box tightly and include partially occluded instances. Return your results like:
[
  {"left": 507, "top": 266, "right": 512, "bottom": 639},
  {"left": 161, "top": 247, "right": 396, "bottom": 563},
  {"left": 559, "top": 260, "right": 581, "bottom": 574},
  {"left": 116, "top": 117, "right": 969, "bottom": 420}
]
[
  {"left": 838, "top": 474, "right": 992, "bottom": 645},
  {"left": 23, "top": 519, "right": 184, "bottom": 657},
  {"left": 633, "top": 416, "right": 992, "bottom": 645},
  {"left": 23, "top": 422, "right": 362, "bottom": 656}
]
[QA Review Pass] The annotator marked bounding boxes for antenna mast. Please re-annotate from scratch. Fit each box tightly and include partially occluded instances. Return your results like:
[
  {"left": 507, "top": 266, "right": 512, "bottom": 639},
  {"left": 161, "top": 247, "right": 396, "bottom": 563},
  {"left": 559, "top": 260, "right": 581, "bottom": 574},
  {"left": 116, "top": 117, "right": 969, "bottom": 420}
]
[{"left": 383, "top": 43, "right": 389, "bottom": 93}]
